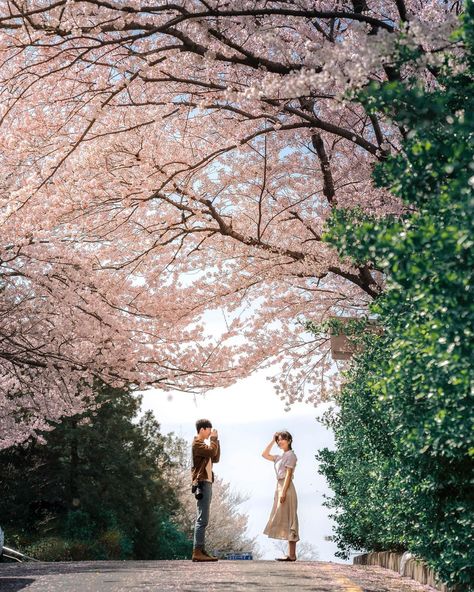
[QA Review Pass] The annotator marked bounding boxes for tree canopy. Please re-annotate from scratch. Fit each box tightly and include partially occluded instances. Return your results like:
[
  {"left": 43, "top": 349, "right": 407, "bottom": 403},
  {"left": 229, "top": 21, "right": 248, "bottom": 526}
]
[{"left": 0, "top": 1, "right": 465, "bottom": 444}]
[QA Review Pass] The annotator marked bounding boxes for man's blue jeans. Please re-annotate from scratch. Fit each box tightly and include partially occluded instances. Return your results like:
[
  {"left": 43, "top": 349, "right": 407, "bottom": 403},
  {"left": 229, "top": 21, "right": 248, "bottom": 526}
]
[{"left": 193, "top": 481, "right": 212, "bottom": 550}]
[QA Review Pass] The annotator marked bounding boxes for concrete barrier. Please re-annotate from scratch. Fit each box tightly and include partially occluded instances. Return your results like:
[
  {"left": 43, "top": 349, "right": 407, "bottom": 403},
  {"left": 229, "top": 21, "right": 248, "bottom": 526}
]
[{"left": 353, "top": 551, "right": 457, "bottom": 592}]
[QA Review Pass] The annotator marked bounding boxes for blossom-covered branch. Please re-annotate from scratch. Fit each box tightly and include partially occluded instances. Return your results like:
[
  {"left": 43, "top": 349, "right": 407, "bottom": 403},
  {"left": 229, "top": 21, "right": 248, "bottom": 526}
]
[{"left": 0, "top": 0, "right": 463, "bottom": 445}]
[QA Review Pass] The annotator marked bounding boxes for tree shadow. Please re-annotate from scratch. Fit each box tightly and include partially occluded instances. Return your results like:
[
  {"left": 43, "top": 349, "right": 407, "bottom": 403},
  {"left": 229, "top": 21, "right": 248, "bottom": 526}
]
[
  {"left": 0, "top": 560, "right": 186, "bottom": 578},
  {"left": 0, "top": 562, "right": 182, "bottom": 591},
  {"left": 0, "top": 577, "right": 35, "bottom": 591}
]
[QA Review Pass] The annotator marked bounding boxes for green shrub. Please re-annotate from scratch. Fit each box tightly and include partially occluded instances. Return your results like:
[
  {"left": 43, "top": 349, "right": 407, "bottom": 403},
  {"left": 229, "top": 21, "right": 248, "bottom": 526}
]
[
  {"left": 26, "top": 537, "right": 73, "bottom": 562},
  {"left": 63, "top": 510, "right": 94, "bottom": 542},
  {"left": 98, "top": 529, "right": 133, "bottom": 560}
]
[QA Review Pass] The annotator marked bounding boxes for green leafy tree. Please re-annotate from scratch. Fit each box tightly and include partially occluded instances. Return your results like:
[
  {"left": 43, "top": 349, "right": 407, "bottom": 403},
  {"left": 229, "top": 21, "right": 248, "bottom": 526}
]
[
  {"left": 317, "top": 5, "right": 474, "bottom": 588},
  {"left": 0, "top": 385, "right": 192, "bottom": 560}
]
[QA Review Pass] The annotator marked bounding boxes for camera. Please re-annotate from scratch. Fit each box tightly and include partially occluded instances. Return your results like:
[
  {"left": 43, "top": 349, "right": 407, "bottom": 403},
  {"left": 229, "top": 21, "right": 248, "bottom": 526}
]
[{"left": 191, "top": 483, "right": 204, "bottom": 500}]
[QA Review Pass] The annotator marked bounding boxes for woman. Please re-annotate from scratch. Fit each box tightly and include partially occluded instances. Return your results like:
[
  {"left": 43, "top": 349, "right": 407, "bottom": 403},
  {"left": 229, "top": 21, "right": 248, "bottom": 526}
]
[{"left": 262, "top": 431, "right": 299, "bottom": 561}]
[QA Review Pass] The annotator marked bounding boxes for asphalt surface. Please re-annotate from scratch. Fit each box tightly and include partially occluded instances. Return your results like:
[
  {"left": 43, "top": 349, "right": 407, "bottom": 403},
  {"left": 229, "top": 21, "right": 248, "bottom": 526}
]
[{"left": 0, "top": 560, "right": 438, "bottom": 592}]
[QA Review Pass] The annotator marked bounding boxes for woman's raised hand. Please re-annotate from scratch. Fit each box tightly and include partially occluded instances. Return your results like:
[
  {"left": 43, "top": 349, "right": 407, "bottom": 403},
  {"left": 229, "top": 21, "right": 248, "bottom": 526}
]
[{"left": 262, "top": 435, "right": 277, "bottom": 460}]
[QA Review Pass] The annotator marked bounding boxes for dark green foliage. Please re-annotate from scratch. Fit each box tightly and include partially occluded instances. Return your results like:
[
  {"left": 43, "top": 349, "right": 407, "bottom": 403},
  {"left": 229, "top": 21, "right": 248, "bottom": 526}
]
[
  {"left": 0, "top": 385, "right": 192, "bottom": 560},
  {"left": 318, "top": 5, "right": 474, "bottom": 588}
]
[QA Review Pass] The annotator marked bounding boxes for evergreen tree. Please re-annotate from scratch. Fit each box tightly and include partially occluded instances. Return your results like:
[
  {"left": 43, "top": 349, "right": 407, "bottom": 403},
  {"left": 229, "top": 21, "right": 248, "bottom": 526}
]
[{"left": 0, "top": 385, "right": 192, "bottom": 560}]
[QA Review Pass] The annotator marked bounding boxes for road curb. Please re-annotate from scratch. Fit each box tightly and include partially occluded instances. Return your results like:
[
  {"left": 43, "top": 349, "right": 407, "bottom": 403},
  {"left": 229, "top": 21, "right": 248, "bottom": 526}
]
[{"left": 353, "top": 551, "right": 457, "bottom": 592}]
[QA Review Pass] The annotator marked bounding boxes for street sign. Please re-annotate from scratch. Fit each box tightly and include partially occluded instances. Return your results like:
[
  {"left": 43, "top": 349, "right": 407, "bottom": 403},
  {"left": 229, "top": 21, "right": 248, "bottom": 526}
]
[
  {"left": 329, "top": 317, "right": 380, "bottom": 360},
  {"left": 225, "top": 552, "right": 253, "bottom": 560}
]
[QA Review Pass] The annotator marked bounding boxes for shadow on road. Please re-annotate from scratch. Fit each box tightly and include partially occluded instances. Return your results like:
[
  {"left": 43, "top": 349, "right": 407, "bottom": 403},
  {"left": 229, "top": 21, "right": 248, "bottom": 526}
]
[
  {"left": 0, "top": 560, "right": 171, "bottom": 576},
  {"left": 0, "top": 577, "right": 35, "bottom": 591}
]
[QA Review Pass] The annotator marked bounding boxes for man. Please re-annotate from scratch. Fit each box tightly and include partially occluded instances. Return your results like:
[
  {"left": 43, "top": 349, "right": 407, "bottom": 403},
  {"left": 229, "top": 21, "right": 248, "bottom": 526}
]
[{"left": 191, "top": 418, "right": 220, "bottom": 562}]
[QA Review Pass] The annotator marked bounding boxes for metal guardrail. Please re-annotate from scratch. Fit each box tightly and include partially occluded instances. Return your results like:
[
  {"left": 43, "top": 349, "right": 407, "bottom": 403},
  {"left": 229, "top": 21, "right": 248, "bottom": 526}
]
[{"left": 0, "top": 527, "right": 38, "bottom": 563}]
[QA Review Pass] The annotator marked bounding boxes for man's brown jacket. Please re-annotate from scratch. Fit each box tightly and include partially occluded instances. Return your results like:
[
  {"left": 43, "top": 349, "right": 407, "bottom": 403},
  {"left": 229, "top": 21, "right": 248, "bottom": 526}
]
[{"left": 191, "top": 436, "right": 220, "bottom": 484}]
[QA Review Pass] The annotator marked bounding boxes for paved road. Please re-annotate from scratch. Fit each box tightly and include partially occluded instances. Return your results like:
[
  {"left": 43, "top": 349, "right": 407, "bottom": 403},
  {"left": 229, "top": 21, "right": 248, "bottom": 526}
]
[{"left": 0, "top": 560, "right": 437, "bottom": 592}]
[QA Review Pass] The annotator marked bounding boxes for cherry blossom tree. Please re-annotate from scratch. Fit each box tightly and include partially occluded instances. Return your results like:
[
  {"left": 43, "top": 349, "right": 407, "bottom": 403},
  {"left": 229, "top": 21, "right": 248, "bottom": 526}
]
[{"left": 0, "top": 1, "right": 463, "bottom": 446}]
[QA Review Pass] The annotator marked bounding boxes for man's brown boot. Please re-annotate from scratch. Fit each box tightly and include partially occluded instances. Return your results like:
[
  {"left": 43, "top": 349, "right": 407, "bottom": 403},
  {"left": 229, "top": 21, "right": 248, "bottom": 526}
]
[
  {"left": 192, "top": 548, "right": 218, "bottom": 562},
  {"left": 202, "top": 549, "right": 219, "bottom": 561}
]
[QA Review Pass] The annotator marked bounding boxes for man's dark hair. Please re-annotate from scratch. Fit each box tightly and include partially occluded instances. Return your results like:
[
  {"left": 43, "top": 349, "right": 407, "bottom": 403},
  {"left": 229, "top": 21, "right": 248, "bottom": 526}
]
[{"left": 196, "top": 418, "right": 212, "bottom": 433}]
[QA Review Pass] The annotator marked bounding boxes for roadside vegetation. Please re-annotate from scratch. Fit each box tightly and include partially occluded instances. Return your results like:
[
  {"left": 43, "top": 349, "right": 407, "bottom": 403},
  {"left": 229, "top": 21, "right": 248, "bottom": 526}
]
[{"left": 317, "top": 6, "right": 474, "bottom": 588}]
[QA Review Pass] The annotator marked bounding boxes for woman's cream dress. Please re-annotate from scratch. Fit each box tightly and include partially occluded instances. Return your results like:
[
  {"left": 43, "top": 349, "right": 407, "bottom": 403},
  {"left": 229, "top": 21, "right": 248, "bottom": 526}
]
[{"left": 263, "top": 450, "right": 299, "bottom": 542}]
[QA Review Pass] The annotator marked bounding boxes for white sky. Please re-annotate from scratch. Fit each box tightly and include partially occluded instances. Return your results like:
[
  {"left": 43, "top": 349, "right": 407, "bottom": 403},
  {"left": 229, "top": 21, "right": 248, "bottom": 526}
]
[{"left": 140, "top": 370, "right": 347, "bottom": 562}]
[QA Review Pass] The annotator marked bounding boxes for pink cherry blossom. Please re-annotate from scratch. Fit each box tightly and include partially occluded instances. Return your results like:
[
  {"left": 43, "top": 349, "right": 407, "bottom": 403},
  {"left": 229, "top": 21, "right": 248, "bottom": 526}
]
[{"left": 0, "top": 1, "right": 462, "bottom": 446}]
